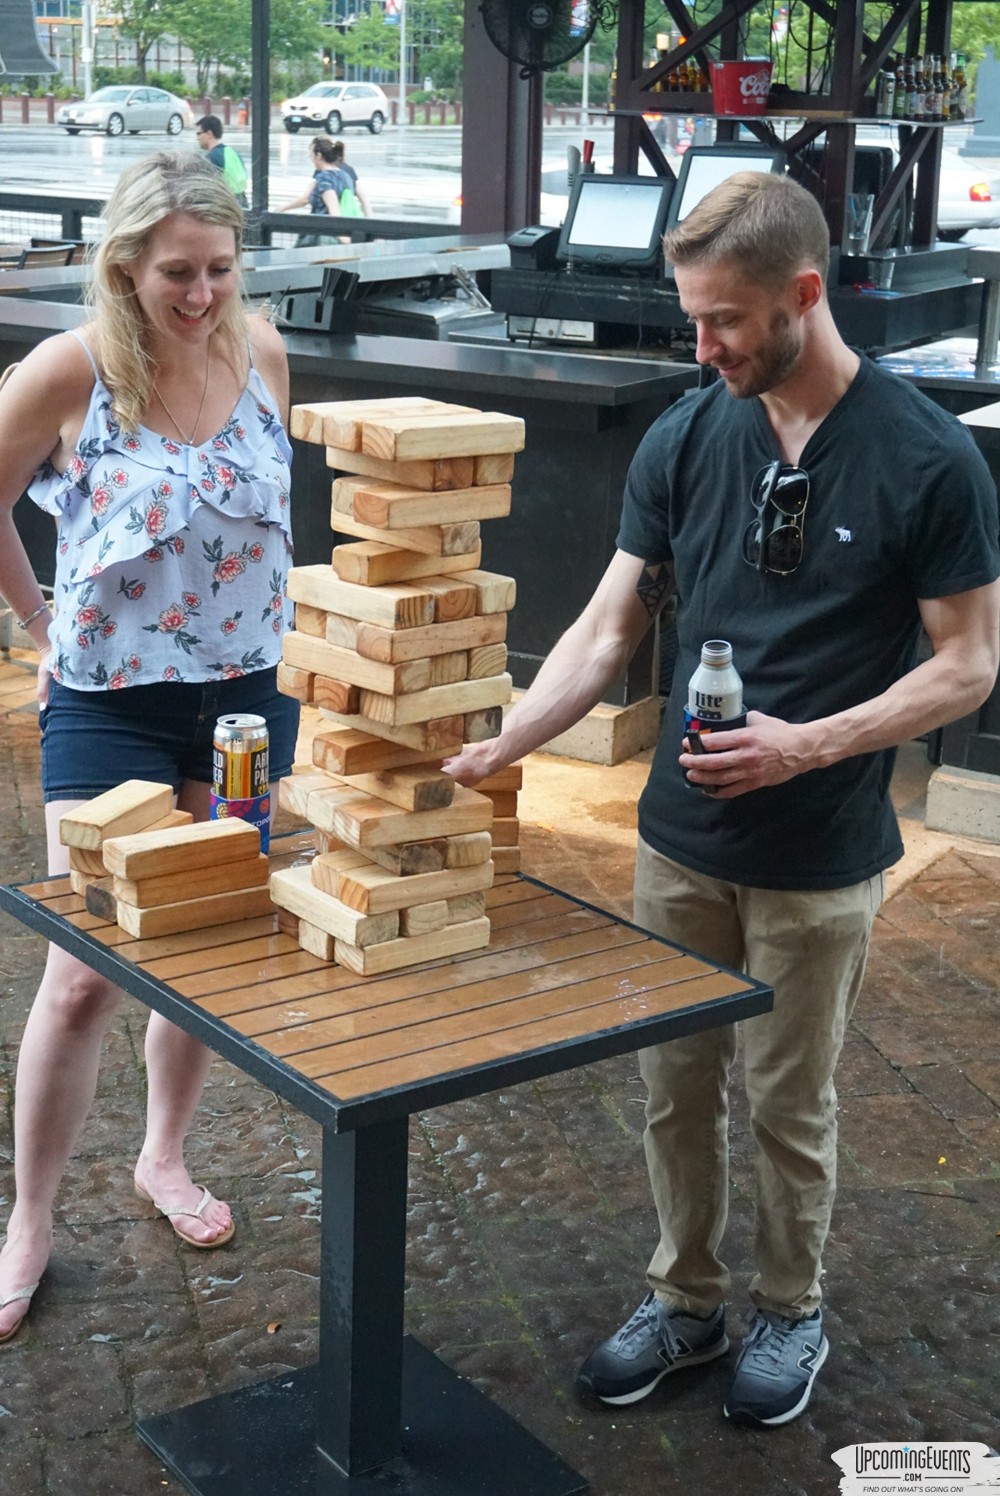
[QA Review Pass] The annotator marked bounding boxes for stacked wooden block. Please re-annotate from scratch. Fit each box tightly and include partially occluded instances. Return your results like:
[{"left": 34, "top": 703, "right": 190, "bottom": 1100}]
[
  {"left": 273, "top": 396, "right": 524, "bottom": 974},
  {"left": 60, "top": 780, "right": 271, "bottom": 938}
]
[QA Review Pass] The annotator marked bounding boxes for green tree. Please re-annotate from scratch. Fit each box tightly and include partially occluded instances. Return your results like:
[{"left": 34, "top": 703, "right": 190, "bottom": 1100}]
[
  {"left": 270, "top": 0, "right": 329, "bottom": 74},
  {"left": 409, "top": 0, "right": 465, "bottom": 96},
  {"left": 115, "top": 0, "right": 172, "bottom": 81},
  {"left": 336, "top": 8, "right": 399, "bottom": 74},
  {"left": 161, "top": 0, "right": 251, "bottom": 94}
]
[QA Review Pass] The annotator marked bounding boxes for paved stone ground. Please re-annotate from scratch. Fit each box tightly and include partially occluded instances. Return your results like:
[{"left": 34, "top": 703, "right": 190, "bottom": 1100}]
[{"left": 0, "top": 652, "right": 997, "bottom": 1496}]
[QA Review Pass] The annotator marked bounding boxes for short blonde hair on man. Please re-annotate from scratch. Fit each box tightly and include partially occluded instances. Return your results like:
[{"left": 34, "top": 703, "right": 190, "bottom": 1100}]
[
  {"left": 87, "top": 150, "right": 246, "bottom": 431},
  {"left": 662, "top": 171, "right": 830, "bottom": 288}
]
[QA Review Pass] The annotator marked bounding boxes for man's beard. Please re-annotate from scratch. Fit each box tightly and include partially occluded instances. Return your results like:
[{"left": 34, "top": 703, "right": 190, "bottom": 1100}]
[{"left": 725, "top": 309, "right": 801, "bottom": 399}]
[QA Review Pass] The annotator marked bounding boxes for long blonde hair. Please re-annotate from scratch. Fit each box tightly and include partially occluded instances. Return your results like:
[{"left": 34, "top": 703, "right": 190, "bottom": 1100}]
[{"left": 87, "top": 151, "right": 247, "bottom": 431}]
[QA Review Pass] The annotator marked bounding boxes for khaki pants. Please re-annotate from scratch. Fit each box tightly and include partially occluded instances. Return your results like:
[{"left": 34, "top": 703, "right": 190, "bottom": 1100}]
[{"left": 633, "top": 837, "right": 883, "bottom": 1320}]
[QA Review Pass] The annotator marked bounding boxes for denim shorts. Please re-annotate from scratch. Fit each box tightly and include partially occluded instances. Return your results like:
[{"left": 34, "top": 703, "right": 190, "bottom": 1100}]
[{"left": 41, "top": 666, "right": 300, "bottom": 803}]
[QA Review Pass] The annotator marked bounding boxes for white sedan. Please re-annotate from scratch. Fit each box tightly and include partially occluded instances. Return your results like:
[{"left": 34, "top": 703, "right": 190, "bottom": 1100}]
[{"left": 56, "top": 86, "right": 193, "bottom": 137}]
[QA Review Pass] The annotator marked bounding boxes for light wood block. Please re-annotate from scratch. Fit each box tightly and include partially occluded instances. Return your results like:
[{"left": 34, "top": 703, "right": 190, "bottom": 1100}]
[
  {"left": 473, "top": 452, "right": 516, "bottom": 485},
  {"left": 365, "top": 830, "right": 492, "bottom": 876},
  {"left": 332, "top": 785, "right": 494, "bottom": 850},
  {"left": 68, "top": 845, "right": 109, "bottom": 877},
  {"left": 331, "top": 541, "right": 482, "bottom": 588},
  {"left": 313, "top": 676, "right": 362, "bottom": 715},
  {"left": 338, "top": 765, "right": 456, "bottom": 813},
  {"left": 145, "top": 809, "right": 195, "bottom": 833},
  {"left": 295, "top": 603, "right": 328, "bottom": 637},
  {"left": 443, "top": 831, "right": 494, "bottom": 867},
  {"left": 358, "top": 674, "right": 512, "bottom": 728},
  {"left": 317, "top": 708, "right": 464, "bottom": 755},
  {"left": 69, "top": 868, "right": 103, "bottom": 896},
  {"left": 420, "top": 577, "right": 477, "bottom": 623},
  {"left": 277, "top": 661, "right": 314, "bottom": 704},
  {"left": 344, "top": 477, "right": 511, "bottom": 530},
  {"left": 361, "top": 412, "right": 525, "bottom": 462},
  {"left": 490, "top": 817, "right": 520, "bottom": 848},
  {"left": 284, "top": 631, "right": 467, "bottom": 698},
  {"left": 102, "top": 818, "right": 260, "bottom": 880},
  {"left": 276, "top": 907, "right": 300, "bottom": 939},
  {"left": 464, "top": 706, "right": 504, "bottom": 742},
  {"left": 290, "top": 396, "right": 458, "bottom": 446},
  {"left": 312, "top": 727, "right": 444, "bottom": 778},
  {"left": 115, "top": 883, "right": 274, "bottom": 939},
  {"left": 447, "top": 891, "right": 488, "bottom": 924},
  {"left": 114, "top": 853, "right": 270, "bottom": 910},
  {"left": 334, "top": 856, "right": 494, "bottom": 915},
  {"left": 287, "top": 565, "right": 435, "bottom": 629},
  {"left": 334, "top": 916, "right": 491, "bottom": 975},
  {"left": 324, "top": 613, "right": 360, "bottom": 650},
  {"left": 353, "top": 612, "right": 506, "bottom": 665},
  {"left": 490, "top": 846, "right": 522, "bottom": 873},
  {"left": 325, "top": 445, "right": 475, "bottom": 492},
  {"left": 279, "top": 772, "right": 340, "bottom": 820},
  {"left": 60, "top": 781, "right": 174, "bottom": 851},
  {"left": 315, "top": 826, "right": 352, "bottom": 855},
  {"left": 476, "top": 763, "right": 524, "bottom": 791},
  {"left": 298, "top": 919, "right": 336, "bottom": 962},
  {"left": 467, "top": 643, "right": 508, "bottom": 679},
  {"left": 270, "top": 865, "right": 399, "bottom": 946},
  {"left": 484, "top": 790, "right": 518, "bottom": 817},
  {"left": 305, "top": 784, "right": 368, "bottom": 834},
  {"left": 330, "top": 501, "right": 481, "bottom": 558},
  {"left": 399, "top": 900, "right": 448, "bottom": 937},
  {"left": 326, "top": 400, "right": 473, "bottom": 451},
  {"left": 463, "top": 569, "right": 517, "bottom": 615},
  {"left": 311, "top": 848, "right": 372, "bottom": 897}
]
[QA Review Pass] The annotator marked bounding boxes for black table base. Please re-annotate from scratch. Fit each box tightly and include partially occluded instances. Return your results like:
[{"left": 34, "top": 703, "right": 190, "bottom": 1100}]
[{"left": 137, "top": 1337, "right": 586, "bottom": 1495}]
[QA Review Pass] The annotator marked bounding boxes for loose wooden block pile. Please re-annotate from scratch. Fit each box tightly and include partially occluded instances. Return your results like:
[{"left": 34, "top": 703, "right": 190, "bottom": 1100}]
[
  {"left": 60, "top": 780, "right": 271, "bottom": 938},
  {"left": 274, "top": 396, "right": 526, "bottom": 974}
]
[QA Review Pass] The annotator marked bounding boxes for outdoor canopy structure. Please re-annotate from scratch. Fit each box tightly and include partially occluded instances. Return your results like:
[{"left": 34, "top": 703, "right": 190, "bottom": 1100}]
[{"left": 0, "top": 0, "right": 59, "bottom": 75}]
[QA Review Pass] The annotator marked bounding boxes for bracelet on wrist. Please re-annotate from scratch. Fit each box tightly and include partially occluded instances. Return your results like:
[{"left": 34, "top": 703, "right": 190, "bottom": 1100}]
[{"left": 19, "top": 601, "right": 51, "bottom": 629}]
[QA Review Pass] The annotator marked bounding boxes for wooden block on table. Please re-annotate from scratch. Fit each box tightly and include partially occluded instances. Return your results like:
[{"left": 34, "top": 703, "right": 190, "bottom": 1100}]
[
  {"left": 317, "top": 708, "right": 464, "bottom": 755},
  {"left": 342, "top": 477, "right": 511, "bottom": 530},
  {"left": 114, "top": 853, "right": 270, "bottom": 910},
  {"left": 334, "top": 916, "right": 491, "bottom": 976},
  {"left": 326, "top": 445, "right": 476, "bottom": 493},
  {"left": 284, "top": 631, "right": 467, "bottom": 698},
  {"left": 353, "top": 612, "right": 506, "bottom": 664},
  {"left": 361, "top": 412, "right": 525, "bottom": 463},
  {"left": 68, "top": 845, "right": 109, "bottom": 877},
  {"left": 102, "top": 818, "right": 260, "bottom": 880},
  {"left": 279, "top": 772, "right": 341, "bottom": 821},
  {"left": 277, "top": 661, "right": 314, "bottom": 704},
  {"left": 399, "top": 900, "right": 448, "bottom": 937},
  {"left": 467, "top": 643, "right": 508, "bottom": 679},
  {"left": 324, "top": 612, "right": 360, "bottom": 650},
  {"left": 490, "top": 817, "right": 520, "bottom": 848},
  {"left": 287, "top": 565, "right": 435, "bottom": 630},
  {"left": 443, "top": 831, "right": 494, "bottom": 867},
  {"left": 490, "top": 845, "right": 522, "bottom": 874},
  {"left": 447, "top": 891, "right": 488, "bottom": 924},
  {"left": 312, "top": 726, "right": 444, "bottom": 778},
  {"left": 290, "top": 396, "right": 460, "bottom": 446},
  {"left": 313, "top": 676, "right": 362, "bottom": 715},
  {"left": 366, "top": 829, "right": 492, "bottom": 876},
  {"left": 335, "top": 856, "right": 494, "bottom": 914},
  {"left": 270, "top": 865, "right": 399, "bottom": 946},
  {"left": 60, "top": 780, "right": 174, "bottom": 850},
  {"left": 339, "top": 765, "right": 456, "bottom": 813},
  {"left": 311, "top": 847, "right": 372, "bottom": 897},
  {"left": 83, "top": 879, "right": 117, "bottom": 919},
  {"left": 323, "top": 400, "right": 473, "bottom": 452},
  {"left": 315, "top": 826, "right": 351, "bottom": 855},
  {"left": 330, "top": 502, "right": 481, "bottom": 558},
  {"left": 145, "top": 809, "right": 195, "bottom": 833},
  {"left": 116, "top": 883, "right": 275, "bottom": 939},
  {"left": 331, "top": 541, "right": 482, "bottom": 588},
  {"left": 305, "top": 784, "right": 368, "bottom": 834},
  {"left": 476, "top": 763, "right": 523, "bottom": 791},
  {"left": 421, "top": 577, "right": 477, "bottom": 623},
  {"left": 295, "top": 602, "right": 328, "bottom": 638},
  {"left": 464, "top": 706, "right": 504, "bottom": 742},
  {"left": 359, "top": 674, "right": 512, "bottom": 729},
  {"left": 463, "top": 569, "right": 517, "bottom": 615},
  {"left": 484, "top": 790, "right": 518, "bottom": 818},
  {"left": 276, "top": 907, "right": 300, "bottom": 940},
  {"left": 474, "top": 452, "right": 516, "bottom": 485},
  {"left": 298, "top": 919, "right": 336, "bottom": 962},
  {"left": 332, "top": 785, "right": 493, "bottom": 851}
]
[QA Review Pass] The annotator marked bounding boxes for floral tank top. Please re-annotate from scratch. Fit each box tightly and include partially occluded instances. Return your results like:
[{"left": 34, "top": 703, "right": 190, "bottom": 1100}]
[{"left": 28, "top": 331, "right": 294, "bottom": 690}]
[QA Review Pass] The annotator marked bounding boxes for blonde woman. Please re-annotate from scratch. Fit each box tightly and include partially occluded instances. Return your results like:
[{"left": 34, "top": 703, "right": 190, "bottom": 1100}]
[{"left": 0, "top": 150, "right": 299, "bottom": 1343}]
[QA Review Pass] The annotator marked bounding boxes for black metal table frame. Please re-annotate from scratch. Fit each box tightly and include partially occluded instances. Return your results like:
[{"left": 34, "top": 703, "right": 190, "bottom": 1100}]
[{"left": 0, "top": 872, "right": 772, "bottom": 1496}]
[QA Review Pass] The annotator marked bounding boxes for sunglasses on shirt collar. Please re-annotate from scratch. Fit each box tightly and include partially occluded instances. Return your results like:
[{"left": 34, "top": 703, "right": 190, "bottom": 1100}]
[{"left": 741, "top": 459, "right": 811, "bottom": 576}]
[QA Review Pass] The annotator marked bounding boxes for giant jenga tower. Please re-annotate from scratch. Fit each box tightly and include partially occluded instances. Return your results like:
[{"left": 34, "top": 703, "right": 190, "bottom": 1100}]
[{"left": 272, "top": 397, "right": 524, "bottom": 975}]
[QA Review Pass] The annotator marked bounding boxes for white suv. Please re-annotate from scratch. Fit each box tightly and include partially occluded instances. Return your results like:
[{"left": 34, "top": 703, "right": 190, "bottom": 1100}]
[{"left": 280, "top": 82, "right": 389, "bottom": 136}]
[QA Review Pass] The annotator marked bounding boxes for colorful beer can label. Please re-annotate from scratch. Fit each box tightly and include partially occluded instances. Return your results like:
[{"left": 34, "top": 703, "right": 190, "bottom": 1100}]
[{"left": 210, "top": 791, "right": 271, "bottom": 852}]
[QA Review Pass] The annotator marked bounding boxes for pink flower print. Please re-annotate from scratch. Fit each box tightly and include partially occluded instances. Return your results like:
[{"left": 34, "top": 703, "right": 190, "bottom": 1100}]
[
  {"left": 212, "top": 437, "right": 228, "bottom": 451},
  {"left": 201, "top": 477, "right": 217, "bottom": 493},
  {"left": 120, "top": 579, "right": 146, "bottom": 601},
  {"left": 127, "top": 656, "right": 141, "bottom": 672},
  {"left": 182, "top": 592, "right": 200, "bottom": 609},
  {"left": 217, "top": 466, "right": 236, "bottom": 488},
  {"left": 91, "top": 485, "right": 112, "bottom": 517},
  {"left": 279, "top": 490, "right": 289, "bottom": 509},
  {"left": 163, "top": 664, "right": 180, "bottom": 681},
  {"left": 269, "top": 594, "right": 283, "bottom": 614},
  {"left": 144, "top": 547, "right": 164, "bottom": 563},
  {"left": 214, "top": 552, "right": 246, "bottom": 587},
  {"left": 221, "top": 617, "right": 240, "bottom": 636},
  {"left": 108, "top": 671, "right": 129, "bottom": 689},
  {"left": 157, "top": 480, "right": 173, "bottom": 500},
  {"left": 59, "top": 539, "right": 69, "bottom": 555},
  {"left": 174, "top": 536, "right": 185, "bottom": 554},
  {"left": 158, "top": 603, "right": 188, "bottom": 633},
  {"left": 165, "top": 441, "right": 181, "bottom": 456},
  {"left": 101, "top": 622, "right": 117, "bottom": 638},
  {"left": 256, "top": 402, "right": 269, "bottom": 416},
  {"left": 145, "top": 502, "right": 168, "bottom": 538},
  {"left": 87, "top": 564, "right": 104, "bottom": 577},
  {"left": 222, "top": 663, "right": 246, "bottom": 679},
  {"left": 123, "top": 434, "right": 141, "bottom": 452},
  {"left": 77, "top": 632, "right": 90, "bottom": 649},
  {"left": 110, "top": 468, "right": 128, "bottom": 488},
  {"left": 68, "top": 455, "right": 86, "bottom": 481},
  {"left": 76, "top": 605, "right": 100, "bottom": 628},
  {"left": 272, "top": 615, "right": 282, "bottom": 635},
  {"left": 235, "top": 425, "right": 246, "bottom": 440},
  {"left": 248, "top": 542, "right": 264, "bottom": 563}
]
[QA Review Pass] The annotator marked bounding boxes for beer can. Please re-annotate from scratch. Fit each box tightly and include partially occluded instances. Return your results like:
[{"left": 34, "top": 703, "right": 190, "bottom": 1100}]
[{"left": 210, "top": 713, "right": 271, "bottom": 852}]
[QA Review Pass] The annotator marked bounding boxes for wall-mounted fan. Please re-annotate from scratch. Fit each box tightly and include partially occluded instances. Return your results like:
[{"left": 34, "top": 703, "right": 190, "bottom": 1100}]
[{"left": 480, "top": 0, "right": 605, "bottom": 78}]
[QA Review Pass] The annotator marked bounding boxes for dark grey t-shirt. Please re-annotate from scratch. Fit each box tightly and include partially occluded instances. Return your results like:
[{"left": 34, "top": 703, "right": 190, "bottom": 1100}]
[{"left": 617, "top": 356, "right": 1000, "bottom": 890}]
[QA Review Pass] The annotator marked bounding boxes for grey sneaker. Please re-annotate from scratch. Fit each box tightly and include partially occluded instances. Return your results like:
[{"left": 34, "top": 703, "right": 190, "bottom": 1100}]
[
  {"left": 724, "top": 1308, "right": 829, "bottom": 1427},
  {"left": 577, "top": 1292, "right": 729, "bottom": 1406}
]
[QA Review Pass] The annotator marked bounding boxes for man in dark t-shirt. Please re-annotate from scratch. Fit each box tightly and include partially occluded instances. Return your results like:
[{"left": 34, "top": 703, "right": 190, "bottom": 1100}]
[
  {"left": 195, "top": 115, "right": 248, "bottom": 208},
  {"left": 445, "top": 173, "right": 1000, "bottom": 1431}
]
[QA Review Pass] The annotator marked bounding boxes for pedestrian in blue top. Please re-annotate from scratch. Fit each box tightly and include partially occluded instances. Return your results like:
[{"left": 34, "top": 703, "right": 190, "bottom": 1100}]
[{"left": 195, "top": 114, "right": 248, "bottom": 208}]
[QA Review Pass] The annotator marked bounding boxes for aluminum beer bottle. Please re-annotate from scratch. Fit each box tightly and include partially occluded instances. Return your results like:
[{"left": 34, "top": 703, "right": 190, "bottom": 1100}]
[
  {"left": 684, "top": 639, "right": 746, "bottom": 739},
  {"left": 210, "top": 713, "right": 271, "bottom": 853}
]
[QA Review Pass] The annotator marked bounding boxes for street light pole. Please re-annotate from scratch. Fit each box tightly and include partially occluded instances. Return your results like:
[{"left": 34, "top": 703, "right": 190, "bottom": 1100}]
[
  {"left": 81, "top": 0, "right": 95, "bottom": 98},
  {"left": 398, "top": 0, "right": 406, "bottom": 127}
]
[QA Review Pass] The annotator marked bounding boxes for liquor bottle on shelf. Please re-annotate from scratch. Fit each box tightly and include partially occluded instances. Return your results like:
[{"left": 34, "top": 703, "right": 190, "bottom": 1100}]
[
  {"left": 910, "top": 58, "right": 926, "bottom": 120},
  {"left": 952, "top": 56, "right": 968, "bottom": 119},
  {"left": 905, "top": 58, "right": 919, "bottom": 119},
  {"left": 893, "top": 55, "right": 907, "bottom": 119},
  {"left": 928, "top": 56, "right": 942, "bottom": 120},
  {"left": 939, "top": 56, "right": 951, "bottom": 121}
]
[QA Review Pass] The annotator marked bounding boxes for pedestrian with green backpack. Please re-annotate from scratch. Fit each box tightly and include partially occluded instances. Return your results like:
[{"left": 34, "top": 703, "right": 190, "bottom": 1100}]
[{"left": 195, "top": 116, "right": 249, "bottom": 209}]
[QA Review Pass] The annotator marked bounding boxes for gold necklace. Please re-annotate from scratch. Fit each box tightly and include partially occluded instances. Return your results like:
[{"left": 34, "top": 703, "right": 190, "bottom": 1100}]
[{"left": 153, "top": 341, "right": 211, "bottom": 446}]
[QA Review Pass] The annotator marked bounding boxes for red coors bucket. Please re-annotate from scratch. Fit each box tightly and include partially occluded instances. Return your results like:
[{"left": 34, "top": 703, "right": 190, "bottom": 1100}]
[{"left": 710, "top": 60, "right": 774, "bottom": 116}]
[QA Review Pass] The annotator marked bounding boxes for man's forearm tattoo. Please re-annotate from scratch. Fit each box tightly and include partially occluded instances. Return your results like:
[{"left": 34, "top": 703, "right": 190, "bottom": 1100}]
[{"left": 636, "top": 561, "right": 673, "bottom": 618}]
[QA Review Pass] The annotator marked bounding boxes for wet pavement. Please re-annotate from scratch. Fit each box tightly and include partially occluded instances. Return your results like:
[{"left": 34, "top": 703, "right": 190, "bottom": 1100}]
[{"left": 0, "top": 649, "right": 997, "bottom": 1495}]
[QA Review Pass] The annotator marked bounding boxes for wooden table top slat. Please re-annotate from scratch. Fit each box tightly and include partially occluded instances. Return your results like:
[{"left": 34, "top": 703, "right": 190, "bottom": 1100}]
[
  {"left": 86, "top": 913, "right": 284, "bottom": 962},
  {"left": 161, "top": 946, "right": 333, "bottom": 996},
  {"left": 318, "top": 969, "right": 748, "bottom": 1099},
  {"left": 142, "top": 932, "right": 320, "bottom": 982}
]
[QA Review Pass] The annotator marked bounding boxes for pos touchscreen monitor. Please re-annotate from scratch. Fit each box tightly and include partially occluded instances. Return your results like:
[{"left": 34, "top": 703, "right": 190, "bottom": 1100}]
[
  {"left": 555, "top": 173, "right": 674, "bottom": 275},
  {"left": 665, "top": 144, "right": 786, "bottom": 233}
]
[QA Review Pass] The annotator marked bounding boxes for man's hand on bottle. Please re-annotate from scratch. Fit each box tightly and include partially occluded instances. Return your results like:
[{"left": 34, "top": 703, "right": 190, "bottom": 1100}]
[{"left": 680, "top": 710, "right": 815, "bottom": 797}]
